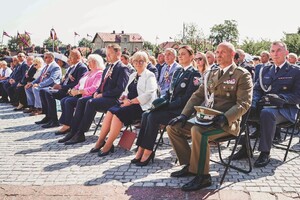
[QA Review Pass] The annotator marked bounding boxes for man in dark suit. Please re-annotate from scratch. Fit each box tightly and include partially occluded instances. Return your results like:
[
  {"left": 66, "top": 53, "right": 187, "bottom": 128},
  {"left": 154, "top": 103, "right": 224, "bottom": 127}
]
[
  {"left": 167, "top": 42, "right": 253, "bottom": 191},
  {"left": 14, "top": 56, "right": 36, "bottom": 110},
  {"left": 236, "top": 49, "right": 255, "bottom": 78},
  {"left": 59, "top": 44, "right": 130, "bottom": 144},
  {"left": 3, "top": 53, "right": 28, "bottom": 105},
  {"left": 233, "top": 41, "right": 300, "bottom": 167},
  {"left": 155, "top": 53, "right": 166, "bottom": 81},
  {"left": 37, "top": 49, "right": 87, "bottom": 128}
]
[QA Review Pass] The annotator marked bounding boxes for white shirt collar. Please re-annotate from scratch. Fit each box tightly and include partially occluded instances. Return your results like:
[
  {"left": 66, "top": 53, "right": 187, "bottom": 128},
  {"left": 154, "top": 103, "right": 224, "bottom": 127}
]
[{"left": 275, "top": 61, "right": 287, "bottom": 69}]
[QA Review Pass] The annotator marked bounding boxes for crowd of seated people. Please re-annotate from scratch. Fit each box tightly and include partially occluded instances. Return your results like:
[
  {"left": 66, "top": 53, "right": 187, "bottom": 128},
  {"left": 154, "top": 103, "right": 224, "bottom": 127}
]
[{"left": 1, "top": 42, "right": 300, "bottom": 192}]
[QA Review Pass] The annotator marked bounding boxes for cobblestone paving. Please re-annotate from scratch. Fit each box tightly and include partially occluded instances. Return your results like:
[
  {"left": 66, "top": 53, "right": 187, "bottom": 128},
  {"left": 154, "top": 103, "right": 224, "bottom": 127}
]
[{"left": 1, "top": 103, "right": 300, "bottom": 199}]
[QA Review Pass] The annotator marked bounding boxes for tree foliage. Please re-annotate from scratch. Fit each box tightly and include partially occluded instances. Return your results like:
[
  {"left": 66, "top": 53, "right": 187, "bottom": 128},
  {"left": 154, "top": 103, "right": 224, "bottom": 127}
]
[
  {"left": 175, "top": 23, "right": 211, "bottom": 52},
  {"left": 7, "top": 36, "right": 19, "bottom": 52},
  {"left": 43, "top": 38, "right": 63, "bottom": 49},
  {"left": 209, "top": 20, "right": 239, "bottom": 48},
  {"left": 283, "top": 33, "right": 300, "bottom": 55},
  {"left": 78, "top": 38, "right": 93, "bottom": 48},
  {"left": 240, "top": 38, "right": 271, "bottom": 55}
]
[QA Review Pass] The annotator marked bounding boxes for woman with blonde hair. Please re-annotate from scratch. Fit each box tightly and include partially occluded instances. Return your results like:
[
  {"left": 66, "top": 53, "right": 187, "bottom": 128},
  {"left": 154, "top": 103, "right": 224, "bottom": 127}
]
[{"left": 195, "top": 52, "right": 210, "bottom": 75}]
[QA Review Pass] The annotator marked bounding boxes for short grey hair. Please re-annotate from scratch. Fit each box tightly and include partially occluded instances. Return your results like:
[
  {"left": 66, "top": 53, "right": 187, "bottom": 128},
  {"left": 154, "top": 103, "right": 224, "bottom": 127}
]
[
  {"left": 164, "top": 48, "right": 177, "bottom": 57},
  {"left": 87, "top": 54, "right": 105, "bottom": 70}
]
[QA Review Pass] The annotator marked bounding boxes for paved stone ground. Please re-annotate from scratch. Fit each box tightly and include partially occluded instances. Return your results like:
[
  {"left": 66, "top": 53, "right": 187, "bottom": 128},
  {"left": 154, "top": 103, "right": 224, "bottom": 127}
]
[{"left": 1, "top": 103, "right": 300, "bottom": 199}]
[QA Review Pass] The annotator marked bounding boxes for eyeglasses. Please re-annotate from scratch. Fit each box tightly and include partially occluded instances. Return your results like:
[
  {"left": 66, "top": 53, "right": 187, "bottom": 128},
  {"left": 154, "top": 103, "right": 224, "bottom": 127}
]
[
  {"left": 133, "top": 60, "right": 145, "bottom": 65},
  {"left": 195, "top": 58, "right": 203, "bottom": 62}
]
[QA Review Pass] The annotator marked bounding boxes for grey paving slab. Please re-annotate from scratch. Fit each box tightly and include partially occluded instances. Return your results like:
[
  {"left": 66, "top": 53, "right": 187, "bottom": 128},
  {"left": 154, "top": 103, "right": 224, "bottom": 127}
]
[{"left": 1, "top": 103, "right": 300, "bottom": 199}]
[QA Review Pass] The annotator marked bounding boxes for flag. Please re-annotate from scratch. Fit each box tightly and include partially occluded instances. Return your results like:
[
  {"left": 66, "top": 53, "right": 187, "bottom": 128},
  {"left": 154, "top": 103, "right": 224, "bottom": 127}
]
[
  {"left": 87, "top": 33, "right": 92, "bottom": 38},
  {"left": 155, "top": 36, "right": 159, "bottom": 40},
  {"left": 74, "top": 32, "right": 80, "bottom": 37},
  {"left": 3, "top": 31, "right": 12, "bottom": 38},
  {"left": 25, "top": 31, "right": 31, "bottom": 36},
  {"left": 50, "top": 28, "right": 57, "bottom": 40},
  {"left": 17, "top": 31, "right": 30, "bottom": 47},
  {"left": 169, "top": 37, "right": 173, "bottom": 39}
]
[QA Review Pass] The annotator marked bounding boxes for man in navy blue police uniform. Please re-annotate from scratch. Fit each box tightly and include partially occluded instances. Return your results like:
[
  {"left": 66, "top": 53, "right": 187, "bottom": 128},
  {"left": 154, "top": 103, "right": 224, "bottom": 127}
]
[
  {"left": 59, "top": 44, "right": 130, "bottom": 145},
  {"left": 233, "top": 41, "right": 300, "bottom": 167},
  {"left": 37, "top": 49, "right": 87, "bottom": 128}
]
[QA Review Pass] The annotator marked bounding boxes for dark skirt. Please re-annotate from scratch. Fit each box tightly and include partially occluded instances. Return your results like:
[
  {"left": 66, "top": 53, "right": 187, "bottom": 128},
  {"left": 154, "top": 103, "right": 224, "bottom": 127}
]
[{"left": 109, "top": 104, "right": 143, "bottom": 126}]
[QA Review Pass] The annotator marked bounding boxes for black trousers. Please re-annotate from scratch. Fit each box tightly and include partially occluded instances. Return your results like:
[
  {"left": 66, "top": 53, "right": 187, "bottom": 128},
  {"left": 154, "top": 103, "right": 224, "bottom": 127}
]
[
  {"left": 40, "top": 89, "right": 68, "bottom": 121},
  {"left": 15, "top": 85, "right": 27, "bottom": 106},
  {"left": 136, "top": 109, "right": 178, "bottom": 151}
]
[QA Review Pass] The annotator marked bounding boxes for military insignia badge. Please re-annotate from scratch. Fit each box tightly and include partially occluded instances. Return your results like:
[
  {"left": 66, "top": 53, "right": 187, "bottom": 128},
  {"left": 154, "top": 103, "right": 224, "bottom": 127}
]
[
  {"left": 193, "top": 77, "right": 201, "bottom": 86},
  {"left": 224, "top": 79, "right": 236, "bottom": 84},
  {"left": 180, "top": 82, "right": 186, "bottom": 88}
]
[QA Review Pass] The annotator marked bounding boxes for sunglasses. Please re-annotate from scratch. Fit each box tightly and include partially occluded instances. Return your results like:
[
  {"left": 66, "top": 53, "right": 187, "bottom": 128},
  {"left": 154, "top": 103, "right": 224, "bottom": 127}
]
[{"left": 195, "top": 57, "right": 203, "bottom": 61}]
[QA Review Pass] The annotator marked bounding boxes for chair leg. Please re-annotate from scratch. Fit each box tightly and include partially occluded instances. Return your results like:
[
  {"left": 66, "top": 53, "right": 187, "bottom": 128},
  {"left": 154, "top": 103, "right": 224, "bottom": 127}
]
[
  {"left": 283, "top": 127, "right": 296, "bottom": 161},
  {"left": 93, "top": 113, "right": 105, "bottom": 135}
]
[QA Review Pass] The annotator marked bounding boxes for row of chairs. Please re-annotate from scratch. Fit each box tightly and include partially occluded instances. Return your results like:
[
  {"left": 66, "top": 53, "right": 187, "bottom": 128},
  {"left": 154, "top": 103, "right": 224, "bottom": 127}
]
[{"left": 91, "top": 109, "right": 300, "bottom": 186}]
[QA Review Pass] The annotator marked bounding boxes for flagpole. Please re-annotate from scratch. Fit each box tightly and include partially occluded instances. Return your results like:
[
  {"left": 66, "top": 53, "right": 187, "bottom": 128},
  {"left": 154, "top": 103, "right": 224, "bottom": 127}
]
[
  {"left": 1, "top": 30, "right": 4, "bottom": 46},
  {"left": 52, "top": 39, "right": 54, "bottom": 52}
]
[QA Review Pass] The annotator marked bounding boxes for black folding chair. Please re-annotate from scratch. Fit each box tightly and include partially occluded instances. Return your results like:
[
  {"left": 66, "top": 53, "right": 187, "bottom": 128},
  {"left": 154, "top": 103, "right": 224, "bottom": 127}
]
[
  {"left": 93, "top": 112, "right": 106, "bottom": 135},
  {"left": 210, "top": 109, "right": 252, "bottom": 185},
  {"left": 272, "top": 107, "right": 300, "bottom": 161}
]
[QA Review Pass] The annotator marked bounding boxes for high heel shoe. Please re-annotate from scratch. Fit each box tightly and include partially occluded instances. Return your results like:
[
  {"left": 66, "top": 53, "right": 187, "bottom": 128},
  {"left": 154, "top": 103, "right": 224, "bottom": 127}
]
[
  {"left": 136, "top": 152, "right": 155, "bottom": 166},
  {"left": 90, "top": 141, "right": 106, "bottom": 153},
  {"left": 131, "top": 157, "right": 141, "bottom": 164},
  {"left": 98, "top": 145, "right": 114, "bottom": 157}
]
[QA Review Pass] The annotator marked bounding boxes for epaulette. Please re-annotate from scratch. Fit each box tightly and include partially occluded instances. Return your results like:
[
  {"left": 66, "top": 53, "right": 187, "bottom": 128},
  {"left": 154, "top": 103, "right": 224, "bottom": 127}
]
[{"left": 236, "top": 66, "right": 249, "bottom": 73}]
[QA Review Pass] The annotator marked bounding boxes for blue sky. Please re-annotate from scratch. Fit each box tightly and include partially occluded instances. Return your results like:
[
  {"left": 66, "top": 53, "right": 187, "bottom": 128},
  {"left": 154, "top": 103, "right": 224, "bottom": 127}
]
[{"left": 1, "top": 0, "right": 299, "bottom": 46}]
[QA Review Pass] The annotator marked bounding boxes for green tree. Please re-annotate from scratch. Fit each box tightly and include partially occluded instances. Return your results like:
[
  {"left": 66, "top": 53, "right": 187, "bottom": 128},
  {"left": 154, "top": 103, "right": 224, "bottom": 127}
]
[
  {"left": 143, "top": 41, "right": 159, "bottom": 56},
  {"left": 78, "top": 38, "right": 93, "bottom": 48},
  {"left": 43, "top": 37, "right": 63, "bottom": 50},
  {"left": 240, "top": 38, "right": 271, "bottom": 55},
  {"left": 175, "top": 23, "right": 210, "bottom": 52},
  {"left": 7, "top": 36, "right": 19, "bottom": 52},
  {"left": 209, "top": 20, "right": 239, "bottom": 48},
  {"left": 283, "top": 33, "right": 300, "bottom": 55}
]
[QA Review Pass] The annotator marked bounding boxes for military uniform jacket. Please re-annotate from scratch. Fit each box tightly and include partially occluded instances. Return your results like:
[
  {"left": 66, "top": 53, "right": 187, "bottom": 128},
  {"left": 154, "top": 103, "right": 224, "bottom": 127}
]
[
  {"left": 164, "top": 66, "right": 201, "bottom": 115},
  {"left": 253, "top": 62, "right": 300, "bottom": 123},
  {"left": 181, "top": 64, "right": 253, "bottom": 136}
]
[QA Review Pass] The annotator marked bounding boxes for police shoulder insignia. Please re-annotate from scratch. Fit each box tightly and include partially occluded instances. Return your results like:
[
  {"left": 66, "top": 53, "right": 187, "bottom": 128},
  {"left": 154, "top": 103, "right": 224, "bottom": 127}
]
[{"left": 193, "top": 77, "right": 201, "bottom": 86}]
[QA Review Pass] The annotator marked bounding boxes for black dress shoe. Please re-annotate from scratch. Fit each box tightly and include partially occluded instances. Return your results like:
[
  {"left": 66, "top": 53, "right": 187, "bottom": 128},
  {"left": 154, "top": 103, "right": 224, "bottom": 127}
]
[
  {"left": 231, "top": 146, "right": 248, "bottom": 160},
  {"left": 170, "top": 165, "right": 196, "bottom": 177},
  {"left": 254, "top": 152, "right": 270, "bottom": 168},
  {"left": 35, "top": 117, "right": 50, "bottom": 124},
  {"left": 58, "top": 132, "right": 74, "bottom": 143},
  {"left": 90, "top": 141, "right": 106, "bottom": 153},
  {"left": 131, "top": 157, "right": 141, "bottom": 164},
  {"left": 250, "top": 130, "right": 260, "bottom": 139},
  {"left": 98, "top": 145, "right": 115, "bottom": 157},
  {"left": 181, "top": 174, "right": 212, "bottom": 192},
  {"left": 64, "top": 134, "right": 86, "bottom": 145},
  {"left": 136, "top": 152, "right": 155, "bottom": 166},
  {"left": 273, "top": 136, "right": 283, "bottom": 144},
  {"left": 55, "top": 128, "right": 71, "bottom": 135},
  {"left": 0, "top": 99, "right": 9, "bottom": 103},
  {"left": 41, "top": 121, "right": 60, "bottom": 128}
]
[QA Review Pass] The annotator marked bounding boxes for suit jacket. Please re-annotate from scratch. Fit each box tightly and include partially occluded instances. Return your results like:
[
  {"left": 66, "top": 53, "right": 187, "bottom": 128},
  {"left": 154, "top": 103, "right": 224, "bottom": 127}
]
[
  {"left": 158, "top": 62, "right": 181, "bottom": 96},
  {"left": 32, "top": 61, "right": 62, "bottom": 87},
  {"left": 147, "top": 62, "right": 158, "bottom": 80},
  {"left": 155, "top": 62, "right": 166, "bottom": 81},
  {"left": 164, "top": 66, "right": 201, "bottom": 115},
  {"left": 60, "top": 62, "right": 88, "bottom": 91},
  {"left": 74, "top": 70, "right": 103, "bottom": 97},
  {"left": 182, "top": 64, "right": 253, "bottom": 136},
  {"left": 96, "top": 60, "right": 130, "bottom": 98},
  {"left": 253, "top": 62, "right": 300, "bottom": 123},
  {"left": 122, "top": 69, "right": 158, "bottom": 111},
  {"left": 20, "top": 64, "right": 37, "bottom": 85},
  {"left": 11, "top": 61, "right": 28, "bottom": 84}
]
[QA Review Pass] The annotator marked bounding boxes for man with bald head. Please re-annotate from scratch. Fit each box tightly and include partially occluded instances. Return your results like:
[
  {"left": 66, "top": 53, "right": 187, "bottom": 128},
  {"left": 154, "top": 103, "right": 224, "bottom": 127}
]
[
  {"left": 205, "top": 51, "right": 218, "bottom": 69},
  {"left": 167, "top": 42, "right": 253, "bottom": 191},
  {"left": 37, "top": 49, "right": 87, "bottom": 128}
]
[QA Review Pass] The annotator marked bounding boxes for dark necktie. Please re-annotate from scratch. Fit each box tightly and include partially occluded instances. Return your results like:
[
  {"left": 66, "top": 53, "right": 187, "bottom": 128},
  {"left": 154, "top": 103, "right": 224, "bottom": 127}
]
[
  {"left": 164, "top": 66, "right": 170, "bottom": 83},
  {"left": 100, "top": 64, "right": 114, "bottom": 93},
  {"left": 1, "top": 69, "right": 5, "bottom": 77},
  {"left": 219, "top": 69, "right": 224, "bottom": 79},
  {"left": 275, "top": 67, "right": 280, "bottom": 74}
]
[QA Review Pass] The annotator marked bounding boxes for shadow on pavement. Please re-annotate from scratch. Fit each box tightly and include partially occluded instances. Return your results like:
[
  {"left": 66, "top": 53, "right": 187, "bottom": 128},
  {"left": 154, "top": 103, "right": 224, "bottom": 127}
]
[{"left": 14, "top": 135, "right": 98, "bottom": 155}]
